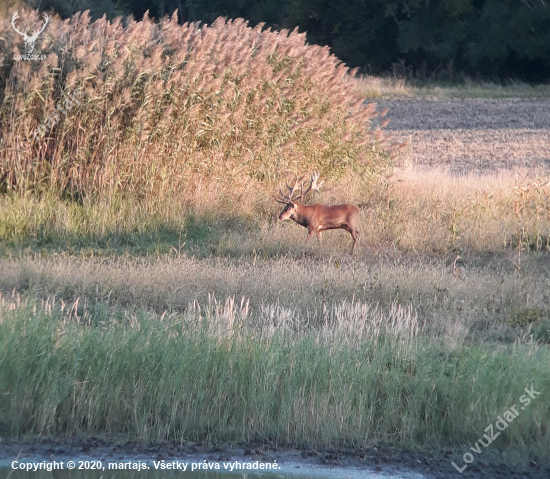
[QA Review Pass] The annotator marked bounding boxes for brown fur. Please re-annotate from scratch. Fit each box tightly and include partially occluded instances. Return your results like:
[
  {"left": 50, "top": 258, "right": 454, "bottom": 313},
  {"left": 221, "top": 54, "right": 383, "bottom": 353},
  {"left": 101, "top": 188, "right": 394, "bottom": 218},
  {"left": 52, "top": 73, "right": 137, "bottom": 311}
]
[{"left": 279, "top": 202, "right": 360, "bottom": 253}]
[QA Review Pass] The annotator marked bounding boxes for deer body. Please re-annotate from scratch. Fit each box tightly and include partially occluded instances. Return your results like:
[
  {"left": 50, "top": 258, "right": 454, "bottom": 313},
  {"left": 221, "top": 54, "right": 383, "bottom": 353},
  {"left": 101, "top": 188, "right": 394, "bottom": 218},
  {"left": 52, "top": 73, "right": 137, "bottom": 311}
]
[
  {"left": 279, "top": 202, "right": 360, "bottom": 252},
  {"left": 275, "top": 172, "right": 360, "bottom": 253}
]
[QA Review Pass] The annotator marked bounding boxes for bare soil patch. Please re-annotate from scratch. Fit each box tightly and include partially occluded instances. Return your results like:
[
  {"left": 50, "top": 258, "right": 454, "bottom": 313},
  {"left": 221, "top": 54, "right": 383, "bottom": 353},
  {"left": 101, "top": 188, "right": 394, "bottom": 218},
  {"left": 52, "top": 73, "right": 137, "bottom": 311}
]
[
  {"left": 378, "top": 98, "right": 550, "bottom": 131},
  {"left": 399, "top": 129, "right": 550, "bottom": 172},
  {"left": 375, "top": 98, "right": 550, "bottom": 172},
  {"left": 2, "top": 439, "right": 550, "bottom": 479}
]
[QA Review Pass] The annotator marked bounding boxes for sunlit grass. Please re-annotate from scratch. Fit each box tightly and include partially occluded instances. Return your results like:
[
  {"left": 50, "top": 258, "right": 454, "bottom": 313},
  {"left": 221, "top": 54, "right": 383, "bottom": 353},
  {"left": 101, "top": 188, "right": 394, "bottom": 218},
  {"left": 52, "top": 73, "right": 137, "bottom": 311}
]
[
  {"left": 1, "top": 168, "right": 549, "bottom": 258},
  {"left": 1, "top": 6, "right": 550, "bottom": 465},
  {"left": 354, "top": 75, "right": 550, "bottom": 99}
]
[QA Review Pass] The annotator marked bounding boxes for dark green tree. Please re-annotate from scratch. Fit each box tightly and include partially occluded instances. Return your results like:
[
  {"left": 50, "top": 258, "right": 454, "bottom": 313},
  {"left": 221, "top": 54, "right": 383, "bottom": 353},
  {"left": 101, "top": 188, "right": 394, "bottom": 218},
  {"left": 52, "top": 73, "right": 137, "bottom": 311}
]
[{"left": 20, "top": 0, "right": 550, "bottom": 80}]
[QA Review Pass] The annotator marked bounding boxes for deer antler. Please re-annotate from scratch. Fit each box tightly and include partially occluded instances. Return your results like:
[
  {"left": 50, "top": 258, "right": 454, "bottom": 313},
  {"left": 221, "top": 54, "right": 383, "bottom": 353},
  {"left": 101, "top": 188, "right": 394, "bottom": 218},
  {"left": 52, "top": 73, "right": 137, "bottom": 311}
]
[
  {"left": 300, "top": 171, "right": 324, "bottom": 198},
  {"left": 274, "top": 172, "right": 323, "bottom": 204},
  {"left": 11, "top": 11, "right": 49, "bottom": 40},
  {"left": 275, "top": 175, "right": 304, "bottom": 204},
  {"left": 30, "top": 13, "right": 49, "bottom": 40},
  {"left": 11, "top": 11, "right": 26, "bottom": 37}
]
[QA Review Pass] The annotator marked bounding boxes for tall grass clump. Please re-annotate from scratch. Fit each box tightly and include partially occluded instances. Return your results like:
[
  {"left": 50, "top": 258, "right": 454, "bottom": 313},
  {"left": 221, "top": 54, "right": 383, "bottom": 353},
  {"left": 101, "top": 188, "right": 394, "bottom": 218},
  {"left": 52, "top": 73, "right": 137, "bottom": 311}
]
[
  {"left": 1, "top": 291, "right": 548, "bottom": 453},
  {"left": 0, "top": 9, "right": 395, "bottom": 211},
  {"left": 364, "top": 168, "right": 550, "bottom": 254}
]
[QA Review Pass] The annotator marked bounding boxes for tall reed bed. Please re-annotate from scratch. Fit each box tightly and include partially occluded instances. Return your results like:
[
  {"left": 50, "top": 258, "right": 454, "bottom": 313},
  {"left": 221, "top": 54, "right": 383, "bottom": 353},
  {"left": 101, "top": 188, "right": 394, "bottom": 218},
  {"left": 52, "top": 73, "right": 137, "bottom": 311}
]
[
  {"left": 1, "top": 291, "right": 548, "bottom": 452},
  {"left": 0, "top": 9, "right": 395, "bottom": 208}
]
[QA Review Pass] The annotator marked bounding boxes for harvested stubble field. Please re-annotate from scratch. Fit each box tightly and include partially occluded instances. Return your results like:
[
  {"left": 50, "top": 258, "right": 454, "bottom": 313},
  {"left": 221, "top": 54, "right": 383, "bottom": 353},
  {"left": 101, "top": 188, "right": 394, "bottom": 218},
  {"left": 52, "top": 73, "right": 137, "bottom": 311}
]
[
  {"left": 0, "top": 10, "right": 550, "bottom": 478},
  {"left": 378, "top": 98, "right": 550, "bottom": 173}
]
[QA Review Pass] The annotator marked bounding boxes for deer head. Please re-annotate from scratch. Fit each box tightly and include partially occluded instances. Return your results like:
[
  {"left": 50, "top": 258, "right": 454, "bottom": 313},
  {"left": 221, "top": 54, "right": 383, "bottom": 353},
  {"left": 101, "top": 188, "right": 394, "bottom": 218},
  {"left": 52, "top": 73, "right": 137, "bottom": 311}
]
[
  {"left": 275, "top": 171, "right": 323, "bottom": 220},
  {"left": 12, "top": 11, "right": 49, "bottom": 57}
]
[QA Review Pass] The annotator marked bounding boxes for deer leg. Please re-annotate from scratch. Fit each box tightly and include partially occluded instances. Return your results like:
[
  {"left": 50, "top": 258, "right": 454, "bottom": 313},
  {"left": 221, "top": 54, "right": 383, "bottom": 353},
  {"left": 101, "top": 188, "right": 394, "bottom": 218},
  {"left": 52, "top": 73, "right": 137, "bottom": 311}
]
[
  {"left": 317, "top": 232, "right": 322, "bottom": 245},
  {"left": 350, "top": 229, "right": 359, "bottom": 254}
]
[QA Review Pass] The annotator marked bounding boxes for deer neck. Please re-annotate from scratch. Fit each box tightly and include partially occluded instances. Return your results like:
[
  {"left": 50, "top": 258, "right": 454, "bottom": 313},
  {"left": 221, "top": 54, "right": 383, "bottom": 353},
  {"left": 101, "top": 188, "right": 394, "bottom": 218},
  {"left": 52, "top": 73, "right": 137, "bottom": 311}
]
[{"left": 292, "top": 204, "right": 312, "bottom": 227}]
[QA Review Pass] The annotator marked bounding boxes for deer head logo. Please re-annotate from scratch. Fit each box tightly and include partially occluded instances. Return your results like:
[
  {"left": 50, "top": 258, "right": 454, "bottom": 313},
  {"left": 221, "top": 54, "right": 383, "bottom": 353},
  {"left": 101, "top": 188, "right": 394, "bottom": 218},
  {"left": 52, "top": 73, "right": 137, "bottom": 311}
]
[{"left": 11, "top": 11, "right": 49, "bottom": 58}]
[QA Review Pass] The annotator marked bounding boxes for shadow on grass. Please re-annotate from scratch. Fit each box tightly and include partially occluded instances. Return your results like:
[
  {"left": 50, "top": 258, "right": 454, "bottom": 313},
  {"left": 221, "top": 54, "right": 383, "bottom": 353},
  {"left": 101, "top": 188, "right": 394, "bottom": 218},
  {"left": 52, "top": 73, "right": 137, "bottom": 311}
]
[{"left": 0, "top": 214, "right": 264, "bottom": 258}]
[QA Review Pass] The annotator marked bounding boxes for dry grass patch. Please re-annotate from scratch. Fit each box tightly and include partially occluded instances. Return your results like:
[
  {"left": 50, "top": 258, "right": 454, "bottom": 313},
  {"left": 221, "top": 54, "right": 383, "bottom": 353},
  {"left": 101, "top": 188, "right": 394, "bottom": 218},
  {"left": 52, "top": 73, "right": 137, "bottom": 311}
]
[
  {"left": 363, "top": 168, "right": 550, "bottom": 255},
  {"left": 1, "top": 168, "right": 549, "bottom": 259},
  {"left": 353, "top": 75, "right": 407, "bottom": 99},
  {"left": 2, "top": 248, "right": 550, "bottom": 345},
  {"left": 353, "top": 77, "right": 550, "bottom": 99}
]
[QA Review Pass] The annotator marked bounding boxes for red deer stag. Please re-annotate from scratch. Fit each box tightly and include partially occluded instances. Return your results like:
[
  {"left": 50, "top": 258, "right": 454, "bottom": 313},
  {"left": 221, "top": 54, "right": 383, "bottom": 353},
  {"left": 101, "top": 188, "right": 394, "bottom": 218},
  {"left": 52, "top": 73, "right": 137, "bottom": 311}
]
[{"left": 275, "top": 172, "right": 360, "bottom": 253}]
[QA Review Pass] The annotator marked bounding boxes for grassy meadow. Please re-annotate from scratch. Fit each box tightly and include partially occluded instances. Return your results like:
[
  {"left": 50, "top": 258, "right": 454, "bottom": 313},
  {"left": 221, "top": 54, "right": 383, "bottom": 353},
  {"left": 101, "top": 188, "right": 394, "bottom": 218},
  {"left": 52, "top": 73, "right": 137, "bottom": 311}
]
[{"left": 1, "top": 7, "right": 549, "bottom": 465}]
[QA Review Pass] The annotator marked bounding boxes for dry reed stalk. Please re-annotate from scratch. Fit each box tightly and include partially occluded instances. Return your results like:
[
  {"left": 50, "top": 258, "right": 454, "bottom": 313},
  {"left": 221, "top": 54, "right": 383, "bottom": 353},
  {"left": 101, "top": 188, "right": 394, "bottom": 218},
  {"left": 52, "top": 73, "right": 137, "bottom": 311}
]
[{"left": 0, "top": 8, "right": 395, "bottom": 206}]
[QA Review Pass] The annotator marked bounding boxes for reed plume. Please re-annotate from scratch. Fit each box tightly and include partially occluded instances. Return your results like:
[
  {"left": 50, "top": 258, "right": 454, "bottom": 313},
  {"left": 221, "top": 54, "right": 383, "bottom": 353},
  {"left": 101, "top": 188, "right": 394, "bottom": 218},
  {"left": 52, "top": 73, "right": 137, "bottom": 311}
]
[{"left": 0, "top": 8, "right": 393, "bottom": 207}]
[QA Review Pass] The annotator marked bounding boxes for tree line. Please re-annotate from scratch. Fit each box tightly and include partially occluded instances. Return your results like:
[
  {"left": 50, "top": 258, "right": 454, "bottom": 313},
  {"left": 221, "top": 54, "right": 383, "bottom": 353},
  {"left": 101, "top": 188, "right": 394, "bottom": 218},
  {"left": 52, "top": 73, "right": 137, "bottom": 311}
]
[{"left": 10, "top": 0, "right": 550, "bottom": 81}]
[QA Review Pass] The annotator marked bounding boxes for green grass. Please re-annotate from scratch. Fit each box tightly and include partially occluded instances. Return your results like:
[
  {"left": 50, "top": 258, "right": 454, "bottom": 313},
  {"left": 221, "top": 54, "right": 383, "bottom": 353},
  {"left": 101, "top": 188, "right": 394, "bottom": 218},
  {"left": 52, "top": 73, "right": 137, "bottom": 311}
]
[
  {"left": 0, "top": 293, "right": 548, "bottom": 454},
  {"left": 407, "top": 81, "right": 550, "bottom": 99},
  {"left": 0, "top": 193, "right": 248, "bottom": 257},
  {"left": 1, "top": 6, "right": 549, "bottom": 466},
  {"left": 3, "top": 166, "right": 550, "bottom": 260},
  {"left": 1, "top": 186, "right": 549, "bottom": 461},
  {"left": 1, "top": 167, "right": 549, "bottom": 464}
]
